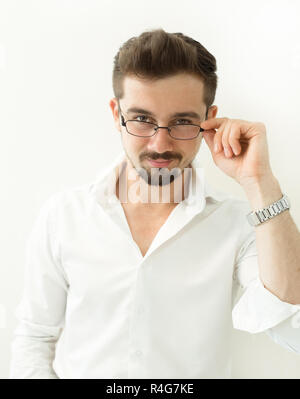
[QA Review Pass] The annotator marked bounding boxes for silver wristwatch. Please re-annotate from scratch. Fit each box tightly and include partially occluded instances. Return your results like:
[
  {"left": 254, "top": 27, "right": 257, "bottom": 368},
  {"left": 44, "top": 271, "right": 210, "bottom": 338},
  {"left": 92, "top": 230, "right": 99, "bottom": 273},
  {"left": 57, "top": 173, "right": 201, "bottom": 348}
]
[{"left": 246, "top": 194, "right": 290, "bottom": 226}]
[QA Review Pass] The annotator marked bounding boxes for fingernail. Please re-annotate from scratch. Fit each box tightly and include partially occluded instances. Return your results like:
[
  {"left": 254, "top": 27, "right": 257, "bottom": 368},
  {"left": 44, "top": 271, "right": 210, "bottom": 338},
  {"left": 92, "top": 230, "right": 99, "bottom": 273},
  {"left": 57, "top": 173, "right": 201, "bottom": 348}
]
[
  {"left": 214, "top": 143, "right": 219, "bottom": 153},
  {"left": 224, "top": 147, "right": 230, "bottom": 157}
]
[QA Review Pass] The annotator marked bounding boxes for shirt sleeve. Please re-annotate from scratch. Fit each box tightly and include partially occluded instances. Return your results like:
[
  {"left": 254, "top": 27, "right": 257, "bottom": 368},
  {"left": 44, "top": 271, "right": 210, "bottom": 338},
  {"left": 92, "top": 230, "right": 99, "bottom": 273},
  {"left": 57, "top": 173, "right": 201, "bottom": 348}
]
[
  {"left": 9, "top": 193, "right": 69, "bottom": 378},
  {"left": 231, "top": 229, "right": 300, "bottom": 354}
]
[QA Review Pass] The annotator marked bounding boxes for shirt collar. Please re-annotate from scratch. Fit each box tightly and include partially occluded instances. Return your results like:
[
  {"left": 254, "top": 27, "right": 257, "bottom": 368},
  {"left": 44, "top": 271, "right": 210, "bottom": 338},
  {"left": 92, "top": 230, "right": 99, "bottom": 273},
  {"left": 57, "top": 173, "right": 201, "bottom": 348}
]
[{"left": 89, "top": 149, "right": 229, "bottom": 209}]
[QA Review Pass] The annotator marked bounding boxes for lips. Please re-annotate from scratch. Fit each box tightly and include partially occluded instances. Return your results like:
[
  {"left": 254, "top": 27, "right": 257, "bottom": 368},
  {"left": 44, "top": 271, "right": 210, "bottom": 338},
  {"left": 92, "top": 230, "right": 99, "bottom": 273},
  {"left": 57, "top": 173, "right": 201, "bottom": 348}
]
[{"left": 147, "top": 158, "right": 172, "bottom": 167}]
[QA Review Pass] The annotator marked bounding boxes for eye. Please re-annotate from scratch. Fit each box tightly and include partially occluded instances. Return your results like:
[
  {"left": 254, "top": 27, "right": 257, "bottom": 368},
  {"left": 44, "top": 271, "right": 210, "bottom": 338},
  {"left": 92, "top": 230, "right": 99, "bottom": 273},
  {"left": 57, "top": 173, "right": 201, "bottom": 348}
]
[
  {"left": 174, "top": 119, "right": 192, "bottom": 124},
  {"left": 134, "top": 115, "right": 152, "bottom": 122},
  {"left": 133, "top": 115, "right": 193, "bottom": 124}
]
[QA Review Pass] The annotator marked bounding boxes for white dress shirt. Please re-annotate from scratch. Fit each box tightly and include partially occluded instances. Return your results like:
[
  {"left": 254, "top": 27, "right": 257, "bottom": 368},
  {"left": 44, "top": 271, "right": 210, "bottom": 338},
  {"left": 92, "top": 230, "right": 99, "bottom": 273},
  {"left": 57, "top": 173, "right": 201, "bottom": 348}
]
[{"left": 9, "top": 150, "right": 300, "bottom": 379}]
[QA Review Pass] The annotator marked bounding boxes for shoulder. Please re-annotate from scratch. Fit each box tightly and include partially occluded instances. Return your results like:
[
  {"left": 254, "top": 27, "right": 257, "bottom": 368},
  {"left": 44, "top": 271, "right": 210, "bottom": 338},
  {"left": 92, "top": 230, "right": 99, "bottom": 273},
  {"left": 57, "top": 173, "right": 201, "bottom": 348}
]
[{"left": 40, "top": 181, "right": 94, "bottom": 217}]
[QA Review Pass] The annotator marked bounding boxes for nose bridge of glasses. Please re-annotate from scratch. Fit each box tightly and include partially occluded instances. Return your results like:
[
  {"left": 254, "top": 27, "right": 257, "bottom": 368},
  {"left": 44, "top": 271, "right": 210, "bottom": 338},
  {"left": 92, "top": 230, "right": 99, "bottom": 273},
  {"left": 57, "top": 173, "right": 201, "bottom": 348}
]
[{"left": 154, "top": 125, "right": 172, "bottom": 133}]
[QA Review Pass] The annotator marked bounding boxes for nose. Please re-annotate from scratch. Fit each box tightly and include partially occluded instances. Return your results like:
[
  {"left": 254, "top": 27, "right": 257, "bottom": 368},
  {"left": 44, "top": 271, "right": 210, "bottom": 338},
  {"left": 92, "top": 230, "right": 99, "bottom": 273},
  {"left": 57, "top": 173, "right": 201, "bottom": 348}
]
[{"left": 147, "top": 127, "right": 174, "bottom": 154}]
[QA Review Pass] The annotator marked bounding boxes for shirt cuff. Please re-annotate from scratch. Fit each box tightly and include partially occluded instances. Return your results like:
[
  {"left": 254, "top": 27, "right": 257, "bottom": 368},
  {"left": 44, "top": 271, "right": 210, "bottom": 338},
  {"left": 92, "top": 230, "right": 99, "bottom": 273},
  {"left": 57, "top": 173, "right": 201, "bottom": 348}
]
[{"left": 232, "top": 276, "right": 300, "bottom": 333}]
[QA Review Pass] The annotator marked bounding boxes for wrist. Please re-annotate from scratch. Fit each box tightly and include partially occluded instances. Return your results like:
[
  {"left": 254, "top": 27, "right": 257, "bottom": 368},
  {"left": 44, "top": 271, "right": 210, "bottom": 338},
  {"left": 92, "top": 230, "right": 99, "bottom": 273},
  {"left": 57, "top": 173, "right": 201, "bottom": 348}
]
[{"left": 242, "top": 174, "right": 283, "bottom": 210}]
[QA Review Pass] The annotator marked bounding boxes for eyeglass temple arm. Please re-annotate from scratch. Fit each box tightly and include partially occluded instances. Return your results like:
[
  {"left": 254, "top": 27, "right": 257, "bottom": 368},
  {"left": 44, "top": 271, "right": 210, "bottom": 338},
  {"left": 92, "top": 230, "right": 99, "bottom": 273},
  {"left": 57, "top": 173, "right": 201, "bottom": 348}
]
[
  {"left": 200, "top": 107, "right": 209, "bottom": 132},
  {"left": 118, "top": 103, "right": 125, "bottom": 126}
]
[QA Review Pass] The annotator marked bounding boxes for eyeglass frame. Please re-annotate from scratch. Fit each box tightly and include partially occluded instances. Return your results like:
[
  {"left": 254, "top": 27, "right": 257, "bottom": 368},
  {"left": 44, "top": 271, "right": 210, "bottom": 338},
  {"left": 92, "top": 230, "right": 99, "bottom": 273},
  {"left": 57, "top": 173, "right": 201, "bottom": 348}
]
[{"left": 117, "top": 102, "right": 209, "bottom": 140}]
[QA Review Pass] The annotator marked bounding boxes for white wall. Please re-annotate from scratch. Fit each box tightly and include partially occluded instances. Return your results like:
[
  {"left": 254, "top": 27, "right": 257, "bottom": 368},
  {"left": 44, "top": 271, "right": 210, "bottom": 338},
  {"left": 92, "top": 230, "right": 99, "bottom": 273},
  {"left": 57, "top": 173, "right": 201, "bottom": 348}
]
[{"left": 1, "top": 0, "right": 300, "bottom": 379}]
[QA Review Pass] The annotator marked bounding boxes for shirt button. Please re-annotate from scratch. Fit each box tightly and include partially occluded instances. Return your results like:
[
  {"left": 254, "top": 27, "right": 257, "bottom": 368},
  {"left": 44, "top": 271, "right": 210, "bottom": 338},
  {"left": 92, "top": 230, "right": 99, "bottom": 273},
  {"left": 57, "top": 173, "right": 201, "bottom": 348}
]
[{"left": 136, "top": 350, "right": 143, "bottom": 357}]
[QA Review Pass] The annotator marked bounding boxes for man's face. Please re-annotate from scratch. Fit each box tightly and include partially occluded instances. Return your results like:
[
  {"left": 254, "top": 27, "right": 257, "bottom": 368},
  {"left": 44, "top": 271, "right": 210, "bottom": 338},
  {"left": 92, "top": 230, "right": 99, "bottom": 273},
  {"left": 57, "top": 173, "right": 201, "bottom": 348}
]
[{"left": 110, "top": 72, "right": 218, "bottom": 186}]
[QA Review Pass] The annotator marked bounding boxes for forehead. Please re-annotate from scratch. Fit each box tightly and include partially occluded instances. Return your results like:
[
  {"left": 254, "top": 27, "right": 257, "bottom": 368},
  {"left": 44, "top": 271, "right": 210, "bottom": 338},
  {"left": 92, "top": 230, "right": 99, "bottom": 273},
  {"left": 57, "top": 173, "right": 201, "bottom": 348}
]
[{"left": 121, "top": 73, "right": 205, "bottom": 111}]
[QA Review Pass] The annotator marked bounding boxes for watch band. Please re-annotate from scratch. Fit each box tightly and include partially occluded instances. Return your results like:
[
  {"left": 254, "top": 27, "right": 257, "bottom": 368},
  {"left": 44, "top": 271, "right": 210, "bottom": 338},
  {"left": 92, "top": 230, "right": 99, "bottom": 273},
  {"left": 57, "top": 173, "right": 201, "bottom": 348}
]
[{"left": 246, "top": 194, "right": 290, "bottom": 226}]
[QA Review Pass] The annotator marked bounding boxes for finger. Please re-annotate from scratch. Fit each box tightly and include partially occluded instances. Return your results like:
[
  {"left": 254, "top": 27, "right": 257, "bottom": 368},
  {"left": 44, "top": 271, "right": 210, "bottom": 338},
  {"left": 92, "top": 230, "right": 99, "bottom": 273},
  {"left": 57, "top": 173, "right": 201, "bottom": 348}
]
[
  {"left": 221, "top": 122, "right": 234, "bottom": 158},
  {"left": 228, "top": 124, "right": 242, "bottom": 156},
  {"left": 213, "top": 126, "right": 225, "bottom": 154},
  {"left": 202, "top": 129, "right": 216, "bottom": 153},
  {"left": 200, "top": 117, "right": 229, "bottom": 131}
]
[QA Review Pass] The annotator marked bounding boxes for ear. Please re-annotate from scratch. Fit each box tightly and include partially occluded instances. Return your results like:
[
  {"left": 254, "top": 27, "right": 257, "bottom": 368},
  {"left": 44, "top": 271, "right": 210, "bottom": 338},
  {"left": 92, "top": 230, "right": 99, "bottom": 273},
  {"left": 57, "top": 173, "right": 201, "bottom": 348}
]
[
  {"left": 109, "top": 98, "right": 121, "bottom": 132},
  {"left": 207, "top": 105, "right": 218, "bottom": 120}
]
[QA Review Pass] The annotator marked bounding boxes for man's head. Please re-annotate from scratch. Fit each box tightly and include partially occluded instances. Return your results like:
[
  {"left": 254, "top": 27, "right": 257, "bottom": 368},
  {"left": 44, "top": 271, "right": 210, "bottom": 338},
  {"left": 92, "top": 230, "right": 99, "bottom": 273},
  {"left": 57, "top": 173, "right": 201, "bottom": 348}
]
[{"left": 109, "top": 28, "right": 218, "bottom": 187}]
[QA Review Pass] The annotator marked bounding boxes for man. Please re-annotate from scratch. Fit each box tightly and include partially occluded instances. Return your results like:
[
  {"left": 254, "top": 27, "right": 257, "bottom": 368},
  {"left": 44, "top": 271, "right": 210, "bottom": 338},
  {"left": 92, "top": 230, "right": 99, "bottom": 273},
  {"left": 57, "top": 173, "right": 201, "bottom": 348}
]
[{"left": 10, "top": 28, "right": 300, "bottom": 379}]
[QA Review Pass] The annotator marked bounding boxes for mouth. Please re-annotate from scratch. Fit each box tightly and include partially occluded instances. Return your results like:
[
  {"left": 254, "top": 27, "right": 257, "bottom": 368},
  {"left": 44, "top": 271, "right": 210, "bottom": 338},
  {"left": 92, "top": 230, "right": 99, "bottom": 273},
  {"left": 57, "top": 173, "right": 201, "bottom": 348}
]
[{"left": 147, "top": 158, "right": 173, "bottom": 168}]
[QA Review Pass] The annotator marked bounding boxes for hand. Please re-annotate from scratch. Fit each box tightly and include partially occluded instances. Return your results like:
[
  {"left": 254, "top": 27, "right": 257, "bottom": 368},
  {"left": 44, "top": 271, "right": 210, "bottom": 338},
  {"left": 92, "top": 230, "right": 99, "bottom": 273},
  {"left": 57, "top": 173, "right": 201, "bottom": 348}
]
[{"left": 200, "top": 117, "right": 274, "bottom": 186}]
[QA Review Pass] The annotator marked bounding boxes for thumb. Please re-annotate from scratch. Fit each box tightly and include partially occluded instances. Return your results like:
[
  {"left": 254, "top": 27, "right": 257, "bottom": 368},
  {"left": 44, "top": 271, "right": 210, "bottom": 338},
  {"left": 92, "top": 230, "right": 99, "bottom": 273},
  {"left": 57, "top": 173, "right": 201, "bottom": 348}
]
[{"left": 202, "top": 130, "right": 216, "bottom": 154}]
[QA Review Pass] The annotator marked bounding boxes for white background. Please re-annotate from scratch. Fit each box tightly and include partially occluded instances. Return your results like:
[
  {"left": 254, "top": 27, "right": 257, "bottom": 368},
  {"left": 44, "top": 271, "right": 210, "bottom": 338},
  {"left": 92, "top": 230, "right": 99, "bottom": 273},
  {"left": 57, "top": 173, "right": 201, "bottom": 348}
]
[{"left": 1, "top": 0, "right": 300, "bottom": 378}]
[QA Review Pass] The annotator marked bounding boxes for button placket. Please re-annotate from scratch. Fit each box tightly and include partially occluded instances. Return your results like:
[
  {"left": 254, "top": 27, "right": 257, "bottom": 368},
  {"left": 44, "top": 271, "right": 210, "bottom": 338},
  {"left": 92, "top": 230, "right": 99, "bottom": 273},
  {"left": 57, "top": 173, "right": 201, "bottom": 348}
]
[{"left": 128, "top": 270, "right": 148, "bottom": 378}]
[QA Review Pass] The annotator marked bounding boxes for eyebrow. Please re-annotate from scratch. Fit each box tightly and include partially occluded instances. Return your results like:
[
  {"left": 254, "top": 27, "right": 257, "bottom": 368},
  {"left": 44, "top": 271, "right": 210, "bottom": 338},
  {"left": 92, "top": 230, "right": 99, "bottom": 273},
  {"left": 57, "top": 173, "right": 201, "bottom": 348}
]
[{"left": 126, "top": 107, "right": 201, "bottom": 119}]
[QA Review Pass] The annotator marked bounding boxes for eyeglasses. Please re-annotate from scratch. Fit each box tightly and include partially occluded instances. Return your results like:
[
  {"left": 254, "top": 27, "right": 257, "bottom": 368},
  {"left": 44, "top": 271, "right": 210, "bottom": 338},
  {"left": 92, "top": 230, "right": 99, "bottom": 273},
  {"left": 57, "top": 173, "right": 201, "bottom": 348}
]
[{"left": 118, "top": 104, "right": 208, "bottom": 140}]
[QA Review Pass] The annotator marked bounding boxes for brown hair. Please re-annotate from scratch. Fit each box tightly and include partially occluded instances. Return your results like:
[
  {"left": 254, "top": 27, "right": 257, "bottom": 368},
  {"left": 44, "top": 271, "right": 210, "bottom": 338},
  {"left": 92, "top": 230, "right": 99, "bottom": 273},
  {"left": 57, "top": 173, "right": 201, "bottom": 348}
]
[{"left": 112, "top": 28, "right": 218, "bottom": 110}]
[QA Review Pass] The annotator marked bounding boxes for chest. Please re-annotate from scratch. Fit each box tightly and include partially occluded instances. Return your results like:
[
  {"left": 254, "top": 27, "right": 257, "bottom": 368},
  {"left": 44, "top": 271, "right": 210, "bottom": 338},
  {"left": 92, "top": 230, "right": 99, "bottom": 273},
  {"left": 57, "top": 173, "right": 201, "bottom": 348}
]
[{"left": 120, "top": 205, "right": 176, "bottom": 257}]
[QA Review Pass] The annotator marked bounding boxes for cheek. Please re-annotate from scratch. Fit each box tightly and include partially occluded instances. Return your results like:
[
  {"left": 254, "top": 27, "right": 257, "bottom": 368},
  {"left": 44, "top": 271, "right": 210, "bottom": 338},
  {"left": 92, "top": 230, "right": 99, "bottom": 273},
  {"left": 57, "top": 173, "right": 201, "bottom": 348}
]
[
  {"left": 192, "top": 137, "right": 202, "bottom": 154},
  {"left": 182, "top": 139, "right": 201, "bottom": 156},
  {"left": 123, "top": 135, "right": 147, "bottom": 157}
]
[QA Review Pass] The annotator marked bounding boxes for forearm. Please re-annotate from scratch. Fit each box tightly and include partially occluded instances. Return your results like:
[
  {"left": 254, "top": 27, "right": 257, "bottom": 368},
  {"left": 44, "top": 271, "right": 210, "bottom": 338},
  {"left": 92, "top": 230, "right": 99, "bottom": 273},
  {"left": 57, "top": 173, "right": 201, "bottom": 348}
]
[
  {"left": 243, "top": 173, "right": 300, "bottom": 305},
  {"left": 10, "top": 334, "right": 59, "bottom": 379}
]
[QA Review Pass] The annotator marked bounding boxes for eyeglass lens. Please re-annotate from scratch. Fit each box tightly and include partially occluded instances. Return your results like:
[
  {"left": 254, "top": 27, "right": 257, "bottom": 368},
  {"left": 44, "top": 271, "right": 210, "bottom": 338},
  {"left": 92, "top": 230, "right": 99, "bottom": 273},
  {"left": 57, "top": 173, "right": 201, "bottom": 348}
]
[{"left": 125, "top": 121, "right": 200, "bottom": 139}]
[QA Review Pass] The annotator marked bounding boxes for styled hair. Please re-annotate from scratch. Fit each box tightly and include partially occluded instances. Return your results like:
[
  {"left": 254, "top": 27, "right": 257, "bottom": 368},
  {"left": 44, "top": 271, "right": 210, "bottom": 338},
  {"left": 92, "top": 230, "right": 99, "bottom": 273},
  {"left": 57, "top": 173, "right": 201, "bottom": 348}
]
[{"left": 112, "top": 28, "right": 218, "bottom": 110}]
